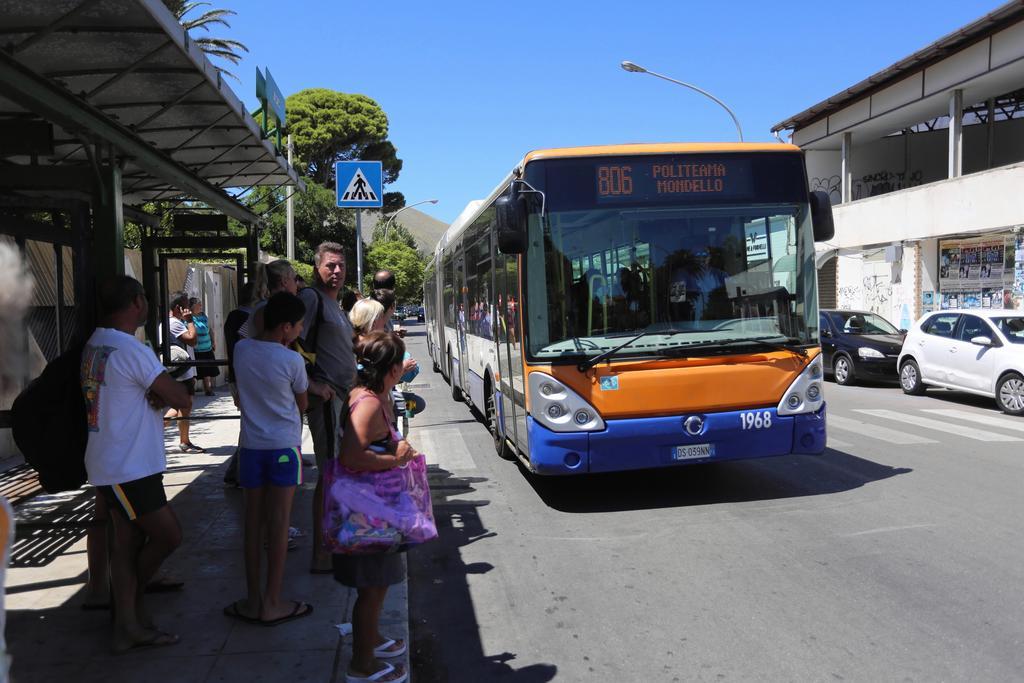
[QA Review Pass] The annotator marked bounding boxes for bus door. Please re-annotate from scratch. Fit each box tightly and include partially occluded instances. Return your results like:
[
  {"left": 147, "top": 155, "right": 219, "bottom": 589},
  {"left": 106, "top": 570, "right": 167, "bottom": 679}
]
[
  {"left": 509, "top": 261, "right": 528, "bottom": 454},
  {"left": 494, "top": 250, "right": 525, "bottom": 455},
  {"left": 454, "top": 246, "right": 468, "bottom": 393}
]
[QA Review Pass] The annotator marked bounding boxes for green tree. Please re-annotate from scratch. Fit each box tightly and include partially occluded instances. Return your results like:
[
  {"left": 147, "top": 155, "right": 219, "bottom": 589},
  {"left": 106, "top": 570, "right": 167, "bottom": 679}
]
[
  {"left": 365, "top": 241, "right": 425, "bottom": 303},
  {"left": 162, "top": 1, "right": 249, "bottom": 79},
  {"left": 246, "top": 183, "right": 361, "bottom": 286},
  {"left": 286, "top": 89, "right": 403, "bottom": 209},
  {"left": 370, "top": 221, "right": 418, "bottom": 252}
]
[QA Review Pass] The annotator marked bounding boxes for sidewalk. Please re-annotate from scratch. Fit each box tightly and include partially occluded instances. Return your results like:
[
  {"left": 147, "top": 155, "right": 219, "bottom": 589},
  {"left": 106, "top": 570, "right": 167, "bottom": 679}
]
[{"left": 3, "top": 390, "right": 409, "bottom": 682}]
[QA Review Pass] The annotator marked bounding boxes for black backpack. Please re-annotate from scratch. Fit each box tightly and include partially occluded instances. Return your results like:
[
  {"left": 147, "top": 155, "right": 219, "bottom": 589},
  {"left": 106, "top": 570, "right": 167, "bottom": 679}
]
[{"left": 11, "top": 342, "right": 89, "bottom": 493}]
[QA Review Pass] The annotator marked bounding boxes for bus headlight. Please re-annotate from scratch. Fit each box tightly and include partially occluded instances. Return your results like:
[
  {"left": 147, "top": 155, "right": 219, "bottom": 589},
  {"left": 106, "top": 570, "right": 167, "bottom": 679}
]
[
  {"left": 528, "top": 372, "right": 606, "bottom": 433},
  {"left": 777, "top": 355, "right": 825, "bottom": 416}
]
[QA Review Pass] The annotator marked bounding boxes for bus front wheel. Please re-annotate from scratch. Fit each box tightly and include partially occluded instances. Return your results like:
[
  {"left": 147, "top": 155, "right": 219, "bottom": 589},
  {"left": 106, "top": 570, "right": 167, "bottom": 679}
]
[
  {"left": 449, "top": 355, "right": 461, "bottom": 402},
  {"left": 488, "top": 379, "right": 515, "bottom": 461}
]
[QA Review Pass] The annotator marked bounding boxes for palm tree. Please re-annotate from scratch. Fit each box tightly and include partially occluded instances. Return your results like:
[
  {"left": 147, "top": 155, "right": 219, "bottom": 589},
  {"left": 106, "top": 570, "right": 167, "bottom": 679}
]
[{"left": 162, "top": 1, "right": 249, "bottom": 80}]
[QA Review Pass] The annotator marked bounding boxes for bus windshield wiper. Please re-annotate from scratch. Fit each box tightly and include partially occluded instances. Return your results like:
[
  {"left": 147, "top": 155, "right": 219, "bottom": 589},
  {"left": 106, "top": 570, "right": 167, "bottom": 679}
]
[
  {"left": 663, "top": 336, "right": 808, "bottom": 357},
  {"left": 577, "top": 329, "right": 687, "bottom": 371}
]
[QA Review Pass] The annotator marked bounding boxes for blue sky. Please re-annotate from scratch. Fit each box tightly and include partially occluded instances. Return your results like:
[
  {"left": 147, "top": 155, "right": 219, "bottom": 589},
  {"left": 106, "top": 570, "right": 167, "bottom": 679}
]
[{"left": 209, "top": 0, "right": 996, "bottom": 224}]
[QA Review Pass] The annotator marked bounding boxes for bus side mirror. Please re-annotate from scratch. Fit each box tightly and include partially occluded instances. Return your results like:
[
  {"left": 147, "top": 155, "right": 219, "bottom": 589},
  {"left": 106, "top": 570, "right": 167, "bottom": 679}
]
[
  {"left": 810, "top": 191, "right": 835, "bottom": 242},
  {"left": 496, "top": 194, "right": 526, "bottom": 254}
]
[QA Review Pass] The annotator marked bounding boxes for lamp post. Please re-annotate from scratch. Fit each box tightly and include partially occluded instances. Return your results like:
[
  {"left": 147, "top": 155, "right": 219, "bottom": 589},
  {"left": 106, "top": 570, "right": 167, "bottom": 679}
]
[
  {"left": 381, "top": 198, "right": 439, "bottom": 241},
  {"left": 620, "top": 61, "right": 744, "bottom": 142}
]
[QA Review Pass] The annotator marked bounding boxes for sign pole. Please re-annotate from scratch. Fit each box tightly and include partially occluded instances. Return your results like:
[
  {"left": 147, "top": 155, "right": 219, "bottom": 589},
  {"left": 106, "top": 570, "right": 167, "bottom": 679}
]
[
  {"left": 355, "top": 210, "right": 363, "bottom": 292},
  {"left": 285, "top": 134, "right": 294, "bottom": 260}
]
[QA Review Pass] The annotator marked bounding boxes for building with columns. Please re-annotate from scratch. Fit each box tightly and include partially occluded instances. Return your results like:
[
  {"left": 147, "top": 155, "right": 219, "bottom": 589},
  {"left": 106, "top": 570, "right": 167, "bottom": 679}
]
[{"left": 773, "top": 1, "right": 1024, "bottom": 328}]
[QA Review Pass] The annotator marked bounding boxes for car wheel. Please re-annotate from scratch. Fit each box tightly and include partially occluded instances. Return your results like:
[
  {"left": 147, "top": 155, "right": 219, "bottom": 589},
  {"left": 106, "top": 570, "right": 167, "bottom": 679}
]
[
  {"left": 900, "top": 359, "right": 926, "bottom": 395},
  {"left": 833, "top": 355, "right": 855, "bottom": 386},
  {"left": 996, "top": 372, "right": 1024, "bottom": 416}
]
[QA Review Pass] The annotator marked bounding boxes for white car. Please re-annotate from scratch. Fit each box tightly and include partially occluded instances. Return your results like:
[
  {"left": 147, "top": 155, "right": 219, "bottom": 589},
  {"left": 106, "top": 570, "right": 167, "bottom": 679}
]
[{"left": 898, "top": 309, "right": 1024, "bottom": 415}]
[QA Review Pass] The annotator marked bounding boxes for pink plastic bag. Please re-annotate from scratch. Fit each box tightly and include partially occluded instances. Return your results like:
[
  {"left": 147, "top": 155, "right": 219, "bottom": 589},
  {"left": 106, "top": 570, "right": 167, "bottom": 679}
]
[{"left": 322, "top": 454, "right": 437, "bottom": 555}]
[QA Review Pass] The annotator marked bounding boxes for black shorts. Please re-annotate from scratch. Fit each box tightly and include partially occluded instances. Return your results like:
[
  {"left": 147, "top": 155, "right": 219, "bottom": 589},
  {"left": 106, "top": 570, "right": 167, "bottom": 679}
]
[
  {"left": 179, "top": 377, "right": 196, "bottom": 395},
  {"left": 98, "top": 473, "right": 167, "bottom": 521},
  {"left": 194, "top": 350, "right": 219, "bottom": 379}
]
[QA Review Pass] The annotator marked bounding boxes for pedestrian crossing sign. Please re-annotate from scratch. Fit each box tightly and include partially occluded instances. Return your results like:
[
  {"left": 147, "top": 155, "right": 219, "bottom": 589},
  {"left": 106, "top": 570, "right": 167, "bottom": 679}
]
[{"left": 336, "top": 160, "right": 383, "bottom": 208}]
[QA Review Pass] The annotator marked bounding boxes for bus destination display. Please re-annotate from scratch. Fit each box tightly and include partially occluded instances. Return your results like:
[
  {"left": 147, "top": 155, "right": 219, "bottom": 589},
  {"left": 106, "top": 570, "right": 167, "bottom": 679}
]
[{"left": 595, "top": 157, "right": 752, "bottom": 203}]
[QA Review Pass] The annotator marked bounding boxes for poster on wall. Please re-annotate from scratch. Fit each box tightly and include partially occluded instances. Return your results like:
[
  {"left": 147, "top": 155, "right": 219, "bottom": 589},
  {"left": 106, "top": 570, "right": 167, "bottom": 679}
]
[
  {"left": 939, "top": 235, "right": 1018, "bottom": 309},
  {"left": 1015, "top": 232, "right": 1024, "bottom": 297},
  {"left": 921, "top": 290, "right": 935, "bottom": 314}
]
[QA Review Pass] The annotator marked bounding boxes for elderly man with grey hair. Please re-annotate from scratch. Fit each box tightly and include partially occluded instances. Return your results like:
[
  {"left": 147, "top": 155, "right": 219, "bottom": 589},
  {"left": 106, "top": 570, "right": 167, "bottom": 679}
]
[{"left": 298, "top": 242, "right": 356, "bottom": 573}]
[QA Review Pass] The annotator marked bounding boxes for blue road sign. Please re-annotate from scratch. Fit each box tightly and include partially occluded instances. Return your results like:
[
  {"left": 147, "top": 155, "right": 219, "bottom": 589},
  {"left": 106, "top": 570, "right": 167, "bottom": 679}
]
[{"left": 336, "top": 160, "right": 383, "bottom": 208}]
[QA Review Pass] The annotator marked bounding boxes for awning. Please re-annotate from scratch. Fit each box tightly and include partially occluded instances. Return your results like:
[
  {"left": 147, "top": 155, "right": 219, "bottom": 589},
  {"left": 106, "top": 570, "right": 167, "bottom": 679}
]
[{"left": 0, "top": 0, "right": 303, "bottom": 223}]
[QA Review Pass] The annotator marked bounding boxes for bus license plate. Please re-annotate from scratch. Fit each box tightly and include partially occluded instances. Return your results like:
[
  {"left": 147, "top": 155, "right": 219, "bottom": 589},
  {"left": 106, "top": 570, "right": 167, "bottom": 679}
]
[{"left": 674, "top": 443, "right": 714, "bottom": 461}]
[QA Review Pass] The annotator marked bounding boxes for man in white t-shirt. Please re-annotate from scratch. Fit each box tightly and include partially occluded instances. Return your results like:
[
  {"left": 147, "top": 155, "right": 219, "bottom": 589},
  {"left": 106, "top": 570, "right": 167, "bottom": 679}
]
[
  {"left": 81, "top": 276, "right": 191, "bottom": 653},
  {"left": 165, "top": 291, "right": 204, "bottom": 453},
  {"left": 224, "top": 291, "right": 312, "bottom": 626}
]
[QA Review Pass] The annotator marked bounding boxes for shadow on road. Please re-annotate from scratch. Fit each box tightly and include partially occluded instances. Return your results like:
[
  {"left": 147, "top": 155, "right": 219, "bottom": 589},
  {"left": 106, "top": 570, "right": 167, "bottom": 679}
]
[
  {"left": 523, "top": 449, "right": 911, "bottom": 514},
  {"left": 917, "top": 388, "right": 1005, "bottom": 411},
  {"left": 409, "top": 465, "right": 557, "bottom": 683}
]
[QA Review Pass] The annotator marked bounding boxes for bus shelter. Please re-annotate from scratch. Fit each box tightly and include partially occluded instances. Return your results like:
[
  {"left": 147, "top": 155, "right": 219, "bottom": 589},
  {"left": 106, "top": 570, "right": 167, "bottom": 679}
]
[{"left": 0, "top": 0, "right": 303, "bottom": 435}]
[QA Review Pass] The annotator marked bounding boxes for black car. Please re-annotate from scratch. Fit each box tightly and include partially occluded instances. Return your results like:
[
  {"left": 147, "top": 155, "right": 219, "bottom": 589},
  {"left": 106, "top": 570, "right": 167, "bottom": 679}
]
[{"left": 819, "top": 310, "right": 906, "bottom": 385}]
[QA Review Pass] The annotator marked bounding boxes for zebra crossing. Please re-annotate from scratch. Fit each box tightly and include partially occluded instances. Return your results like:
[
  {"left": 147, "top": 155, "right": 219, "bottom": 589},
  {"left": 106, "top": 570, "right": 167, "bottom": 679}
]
[{"left": 827, "top": 405, "right": 1024, "bottom": 447}]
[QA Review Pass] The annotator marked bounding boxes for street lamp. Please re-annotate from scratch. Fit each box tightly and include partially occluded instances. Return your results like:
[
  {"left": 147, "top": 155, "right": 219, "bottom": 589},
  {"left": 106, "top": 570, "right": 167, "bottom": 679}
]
[
  {"left": 382, "top": 198, "right": 439, "bottom": 241},
  {"left": 620, "top": 60, "right": 744, "bottom": 142}
]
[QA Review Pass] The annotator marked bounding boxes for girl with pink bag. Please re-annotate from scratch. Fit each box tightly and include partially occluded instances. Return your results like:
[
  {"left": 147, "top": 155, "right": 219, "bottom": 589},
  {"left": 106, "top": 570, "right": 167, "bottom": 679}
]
[{"left": 330, "top": 331, "right": 432, "bottom": 683}]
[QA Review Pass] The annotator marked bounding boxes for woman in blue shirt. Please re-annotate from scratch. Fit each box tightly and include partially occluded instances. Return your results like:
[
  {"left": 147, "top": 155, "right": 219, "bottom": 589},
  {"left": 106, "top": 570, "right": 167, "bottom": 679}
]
[{"left": 190, "top": 297, "right": 218, "bottom": 395}]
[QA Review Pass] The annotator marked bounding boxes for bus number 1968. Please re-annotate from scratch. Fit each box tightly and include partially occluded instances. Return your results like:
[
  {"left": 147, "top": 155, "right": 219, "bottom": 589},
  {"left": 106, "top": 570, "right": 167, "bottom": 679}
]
[{"left": 740, "top": 411, "right": 772, "bottom": 430}]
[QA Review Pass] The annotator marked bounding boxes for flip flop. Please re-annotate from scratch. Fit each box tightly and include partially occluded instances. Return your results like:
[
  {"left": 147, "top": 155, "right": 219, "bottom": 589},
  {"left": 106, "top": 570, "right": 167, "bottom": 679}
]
[
  {"left": 345, "top": 662, "right": 407, "bottom": 683},
  {"left": 223, "top": 601, "right": 261, "bottom": 625},
  {"left": 144, "top": 578, "right": 185, "bottom": 593},
  {"left": 260, "top": 601, "right": 313, "bottom": 627},
  {"left": 112, "top": 630, "right": 179, "bottom": 655},
  {"left": 374, "top": 637, "right": 407, "bottom": 659}
]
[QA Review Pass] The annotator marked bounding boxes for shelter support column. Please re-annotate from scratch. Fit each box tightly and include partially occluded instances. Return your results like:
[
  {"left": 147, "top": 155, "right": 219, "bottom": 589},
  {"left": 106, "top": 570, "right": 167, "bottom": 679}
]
[
  {"left": 948, "top": 89, "right": 963, "bottom": 179},
  {"left": 841, "top": 132, "right": 853, "bottom": 203},
  {"left": 92, "top": 161, "right": 124, "bottom": 278}
]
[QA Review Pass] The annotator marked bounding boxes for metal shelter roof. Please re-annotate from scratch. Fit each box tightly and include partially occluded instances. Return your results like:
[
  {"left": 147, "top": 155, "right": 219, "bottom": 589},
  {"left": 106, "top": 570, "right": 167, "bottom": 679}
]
[
  {"left": 771, "top": 0, "right": 1024, "bottom": 134},
  {"left": 0, "top": 0, "right": 304, "bottom": 224}
]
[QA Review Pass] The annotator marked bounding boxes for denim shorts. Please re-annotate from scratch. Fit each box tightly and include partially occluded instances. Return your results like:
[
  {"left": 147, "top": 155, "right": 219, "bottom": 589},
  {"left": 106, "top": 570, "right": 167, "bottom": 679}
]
[{"left": 238, "top": 447, "right": 303, "bottom": 488}]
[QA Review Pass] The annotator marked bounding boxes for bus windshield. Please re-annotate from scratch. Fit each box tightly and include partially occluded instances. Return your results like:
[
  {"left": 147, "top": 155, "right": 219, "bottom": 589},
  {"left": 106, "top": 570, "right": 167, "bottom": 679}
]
[{"left": 521, "top": 153, "right": 819, "bottom": 361}]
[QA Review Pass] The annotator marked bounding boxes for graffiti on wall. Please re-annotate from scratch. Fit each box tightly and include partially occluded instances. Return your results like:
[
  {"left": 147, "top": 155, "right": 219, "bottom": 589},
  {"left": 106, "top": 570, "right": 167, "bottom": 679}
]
[
  {"left": 852, "top": 169, "right": 923, "bottom": 200},
  {"left": 810, "top": 175, "right": 842, "bottom": 204},
  {"left": 837, "top": 275, "right": 894, "bottom": 315}
]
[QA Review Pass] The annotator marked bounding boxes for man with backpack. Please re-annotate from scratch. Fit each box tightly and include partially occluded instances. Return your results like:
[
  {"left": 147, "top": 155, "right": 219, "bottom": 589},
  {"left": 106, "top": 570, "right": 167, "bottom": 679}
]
[
  {"left": 81, "top": 276, "right": 191, "bottom": 653},
  {"left": 298, "top": 242, "right": 356, "bottom": 573}
]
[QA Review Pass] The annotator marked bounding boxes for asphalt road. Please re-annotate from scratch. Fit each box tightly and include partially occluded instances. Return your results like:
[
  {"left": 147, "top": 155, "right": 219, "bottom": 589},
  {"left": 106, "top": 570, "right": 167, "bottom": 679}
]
[{"left": 400, "top": 322, "right": 1024, "bottom": 682}]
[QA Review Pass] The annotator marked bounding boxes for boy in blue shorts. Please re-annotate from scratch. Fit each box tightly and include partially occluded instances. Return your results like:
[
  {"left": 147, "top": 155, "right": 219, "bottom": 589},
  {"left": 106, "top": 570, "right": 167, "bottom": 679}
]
[{"left": 224, "top": 292, "right": 313, "bottom": 626}]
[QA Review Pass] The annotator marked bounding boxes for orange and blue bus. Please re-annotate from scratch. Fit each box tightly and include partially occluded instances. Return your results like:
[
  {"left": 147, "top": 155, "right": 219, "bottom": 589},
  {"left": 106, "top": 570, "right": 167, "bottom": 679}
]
[{"left": 423, "top": 143, "right": 834, "bottom": 475}]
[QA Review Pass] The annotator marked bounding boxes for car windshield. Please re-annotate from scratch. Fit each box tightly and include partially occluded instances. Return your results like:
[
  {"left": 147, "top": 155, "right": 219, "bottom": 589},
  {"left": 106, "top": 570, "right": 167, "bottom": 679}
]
[
  {"left": 829, "top": 311, "right": 900, "bottom": 335},
  {"left": 994, "top": 316, "right": 1024, "bottom": 344}
]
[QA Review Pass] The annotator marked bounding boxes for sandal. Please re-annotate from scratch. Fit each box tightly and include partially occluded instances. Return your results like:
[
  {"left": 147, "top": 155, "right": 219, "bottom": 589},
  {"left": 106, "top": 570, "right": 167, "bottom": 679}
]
[
  {"left": 374, "top": 637, "right": 407, "bottom": 659},
  {"left": 260, "top": 601, "right": 313, "bottom": 627},
  {"left": 345, "top": 662, "right": 407, "bottom": 683},
  {"left": 179, "top": 442, "right": 206, "bottom": 453}
]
